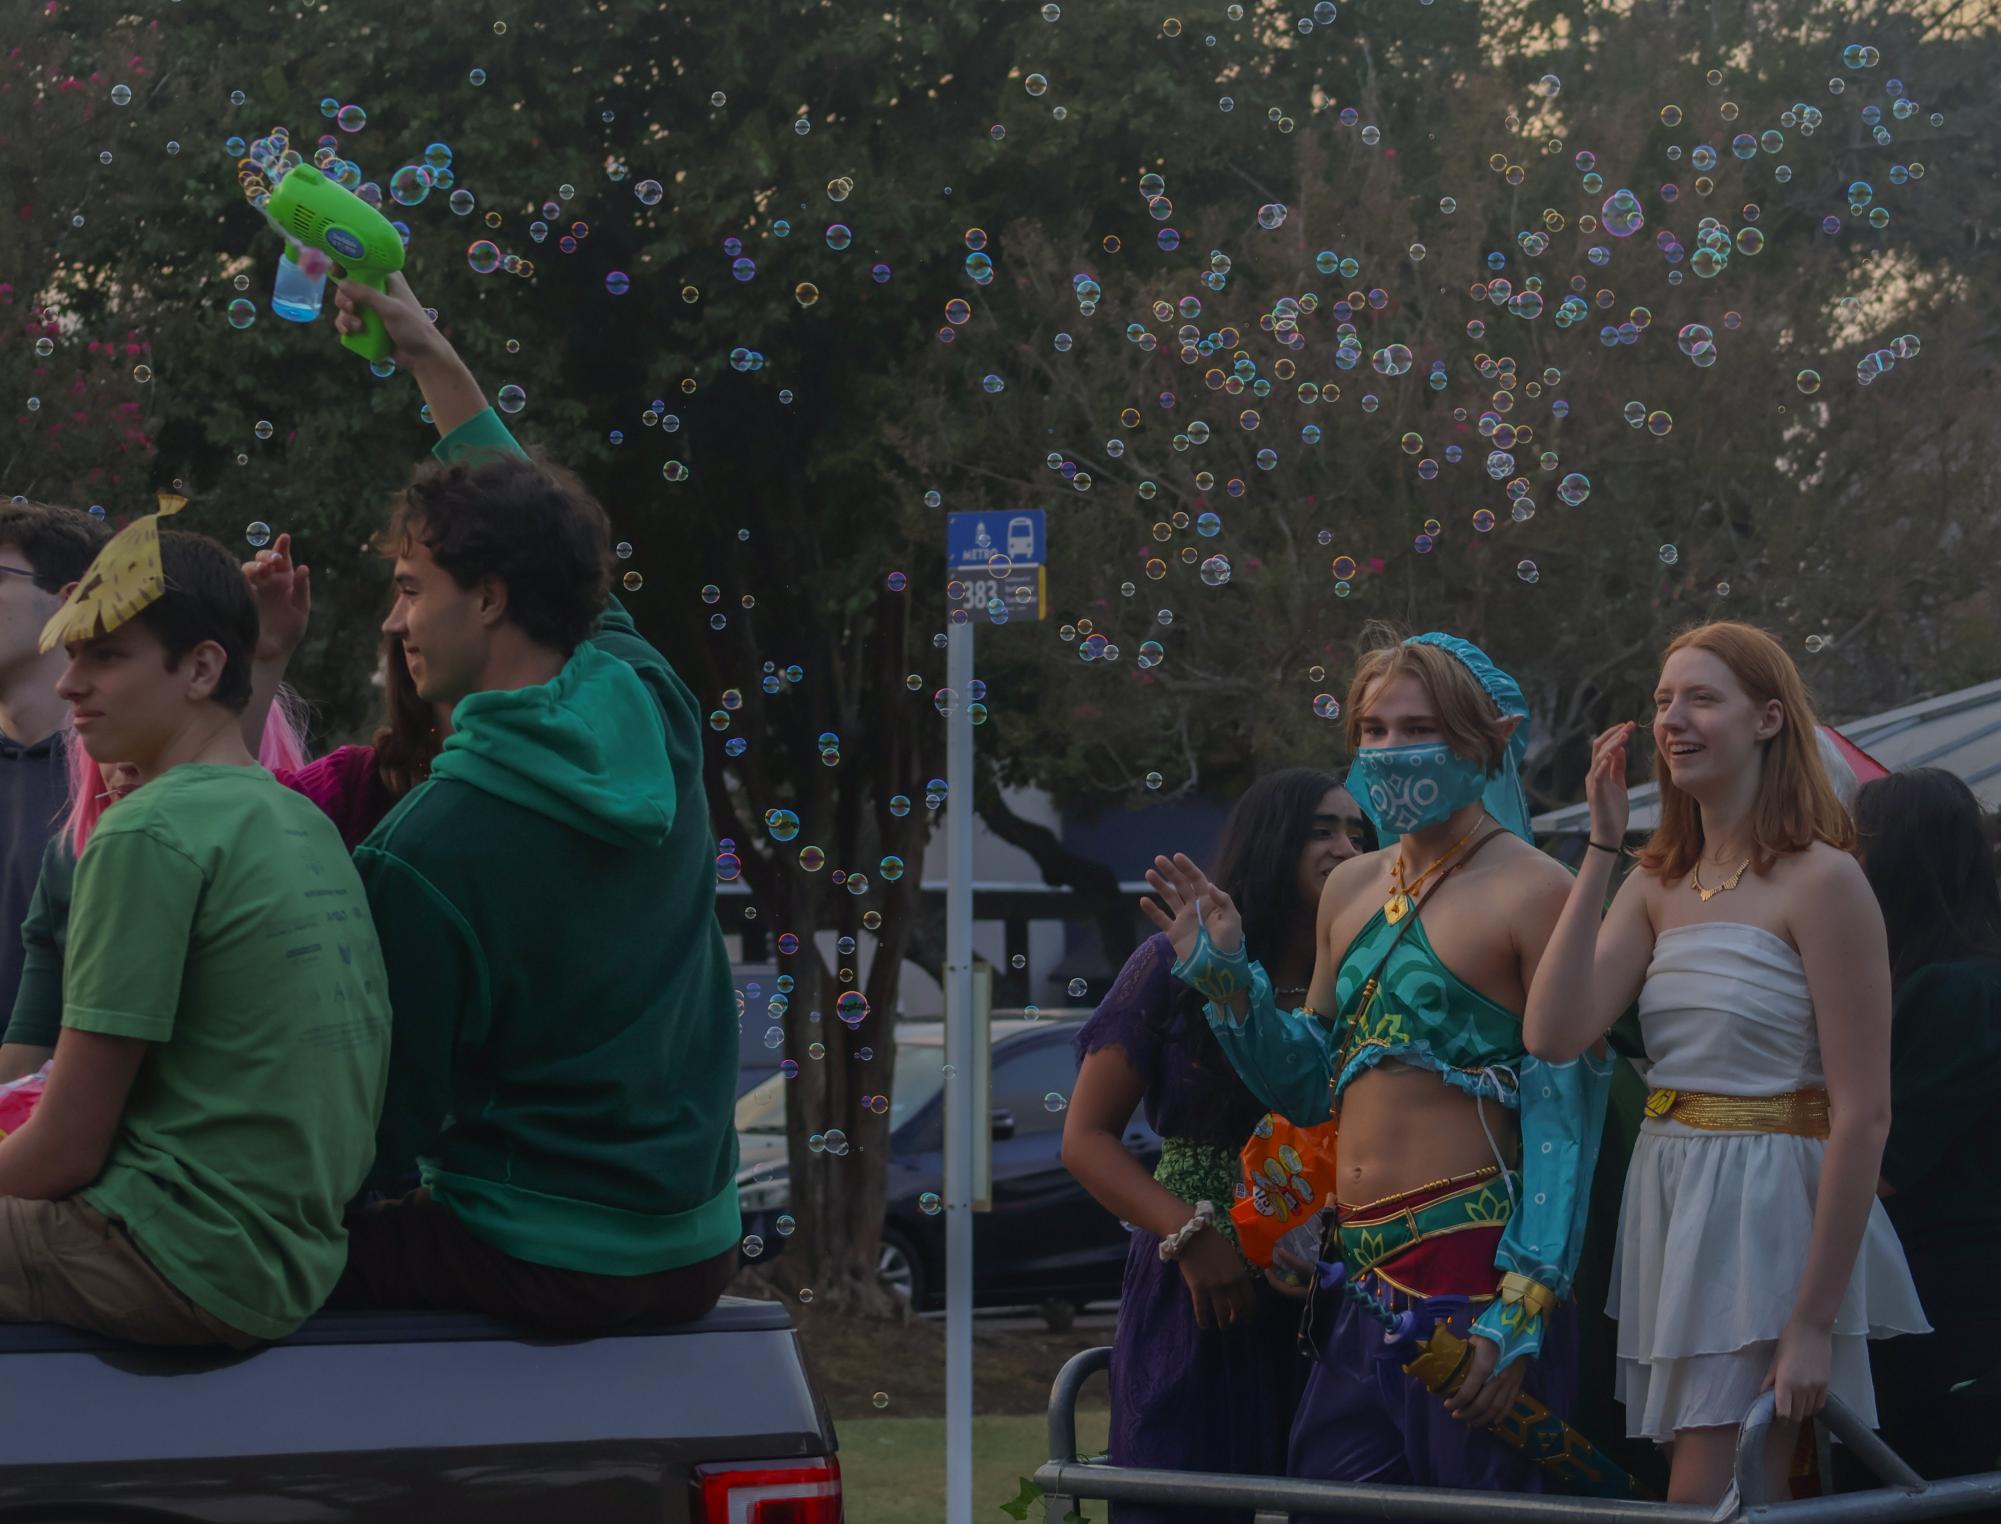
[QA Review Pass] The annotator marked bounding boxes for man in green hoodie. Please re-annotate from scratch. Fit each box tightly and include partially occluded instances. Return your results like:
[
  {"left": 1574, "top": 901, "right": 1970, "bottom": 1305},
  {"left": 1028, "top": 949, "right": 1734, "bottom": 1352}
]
[{"left": 327, "top": 274, "right": 740, "bottom": 1335}]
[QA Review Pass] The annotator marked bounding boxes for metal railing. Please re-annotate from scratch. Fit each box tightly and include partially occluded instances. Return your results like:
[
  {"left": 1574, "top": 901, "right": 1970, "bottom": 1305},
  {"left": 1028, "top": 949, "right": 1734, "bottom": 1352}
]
[{"left": 1037, "top": 1345, "right": 2001, "bottom": 1523}]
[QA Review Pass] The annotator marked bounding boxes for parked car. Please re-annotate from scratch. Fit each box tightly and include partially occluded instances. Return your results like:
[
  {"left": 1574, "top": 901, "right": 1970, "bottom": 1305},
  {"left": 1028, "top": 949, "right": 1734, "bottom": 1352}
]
[
  {"left": 0, "top": 1300, "right": 840, "bottom": 1522},
  {"left": 736, "top": 1018, "right": 1162, "bottom": 1310}
]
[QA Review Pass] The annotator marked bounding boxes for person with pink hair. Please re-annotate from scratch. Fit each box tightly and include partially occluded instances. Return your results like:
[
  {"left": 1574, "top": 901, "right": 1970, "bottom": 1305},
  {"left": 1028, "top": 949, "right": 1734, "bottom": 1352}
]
[{"left": 0, "top": 533, "right": 444, "bottom": 1082}]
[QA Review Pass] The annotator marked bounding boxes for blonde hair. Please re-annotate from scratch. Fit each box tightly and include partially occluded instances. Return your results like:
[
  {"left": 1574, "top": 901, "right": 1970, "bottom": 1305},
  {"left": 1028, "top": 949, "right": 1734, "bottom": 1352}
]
[
  {"left": 1636, "top": 621, "right": 1854, "bottom": 881},
  {"left": 1343, "top": 622, "right": 1510, "bottom": 770}
]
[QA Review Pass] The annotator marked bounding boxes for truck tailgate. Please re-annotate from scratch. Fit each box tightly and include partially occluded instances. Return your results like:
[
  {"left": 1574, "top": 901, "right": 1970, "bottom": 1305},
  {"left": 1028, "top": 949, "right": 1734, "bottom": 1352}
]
[{"left": 0, "top": 1297, "right": 835, "bottom": 1523}]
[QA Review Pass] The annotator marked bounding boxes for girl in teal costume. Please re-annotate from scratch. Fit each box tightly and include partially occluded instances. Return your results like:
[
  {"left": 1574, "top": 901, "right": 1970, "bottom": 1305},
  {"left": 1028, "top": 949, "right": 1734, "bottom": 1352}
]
[{"left": 1149, "top": 629, "right": 1614, "bottom": 1516}]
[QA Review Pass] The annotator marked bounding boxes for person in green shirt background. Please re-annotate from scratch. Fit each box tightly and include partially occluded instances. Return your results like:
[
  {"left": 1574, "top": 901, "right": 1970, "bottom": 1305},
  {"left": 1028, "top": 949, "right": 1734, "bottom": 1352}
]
[
  {"left": 323, "top": 273, "right": 741, "bottom": 1336},
  {"left": 0, "top": 527, "right": 390, "bottom": 1345},
  {"left": 1843, "top": 768, "right": 2001, "bottom": 1493}
]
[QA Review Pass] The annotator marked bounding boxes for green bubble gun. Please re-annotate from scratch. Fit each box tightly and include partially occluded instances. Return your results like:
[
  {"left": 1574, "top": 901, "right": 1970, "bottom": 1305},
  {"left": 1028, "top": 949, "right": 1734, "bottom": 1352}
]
[{"left": 266, "top": 163, "right": 404, "bottom": 362}]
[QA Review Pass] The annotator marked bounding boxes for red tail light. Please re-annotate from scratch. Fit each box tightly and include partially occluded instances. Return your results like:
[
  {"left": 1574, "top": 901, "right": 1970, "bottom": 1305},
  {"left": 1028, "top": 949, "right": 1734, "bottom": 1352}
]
[{"left": 691, "top": 1456, "right": 842, "bottom": 1523}]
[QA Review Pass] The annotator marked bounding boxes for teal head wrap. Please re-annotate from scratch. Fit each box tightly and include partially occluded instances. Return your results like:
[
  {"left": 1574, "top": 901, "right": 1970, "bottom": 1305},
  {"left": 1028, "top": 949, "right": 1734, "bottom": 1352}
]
[{"left": 1403, "top": 632, "right": 1533, "bottom": 840}]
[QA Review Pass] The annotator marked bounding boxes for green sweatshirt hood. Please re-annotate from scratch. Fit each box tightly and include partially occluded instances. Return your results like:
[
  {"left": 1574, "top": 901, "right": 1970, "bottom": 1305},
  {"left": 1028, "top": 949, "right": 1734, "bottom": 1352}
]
[{"left": 428, "top": 641, "right": 674, "bottom": 848}]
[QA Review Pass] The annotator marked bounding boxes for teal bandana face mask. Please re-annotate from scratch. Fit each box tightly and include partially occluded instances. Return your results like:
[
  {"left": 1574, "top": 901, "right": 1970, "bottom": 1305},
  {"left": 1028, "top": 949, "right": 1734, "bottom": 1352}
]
[{"left": 1347, "top": 742, "right": 1493, "bottom": 838}]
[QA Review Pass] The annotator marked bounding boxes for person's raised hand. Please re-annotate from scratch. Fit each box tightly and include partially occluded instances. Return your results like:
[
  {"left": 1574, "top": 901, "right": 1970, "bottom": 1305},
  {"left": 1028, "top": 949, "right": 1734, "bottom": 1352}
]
[
  {"left": 1140, "top": 852, "right": 1243, "bottom": 965},
  {"left": 333, "top": 271, "right": 448, "bottom": 369},
  {"left": 1585, "top": 721, "right": 1635, "bottom": 848},
  {"left": 242, "top": 532, "right": 311, "bottom": 663}
]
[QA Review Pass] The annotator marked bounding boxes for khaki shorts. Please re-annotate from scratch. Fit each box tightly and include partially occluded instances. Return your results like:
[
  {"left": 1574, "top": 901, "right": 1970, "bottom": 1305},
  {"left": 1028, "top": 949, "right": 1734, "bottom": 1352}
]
[{"left": 0, "top": 1196, "right": 258, "bottom": 1348}]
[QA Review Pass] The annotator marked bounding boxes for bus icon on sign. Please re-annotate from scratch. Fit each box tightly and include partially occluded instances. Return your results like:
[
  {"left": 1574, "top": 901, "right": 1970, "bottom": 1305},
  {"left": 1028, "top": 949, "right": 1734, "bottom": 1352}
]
[{"left": 1006, "top": 516, "right": 1037, "bottom": 561}]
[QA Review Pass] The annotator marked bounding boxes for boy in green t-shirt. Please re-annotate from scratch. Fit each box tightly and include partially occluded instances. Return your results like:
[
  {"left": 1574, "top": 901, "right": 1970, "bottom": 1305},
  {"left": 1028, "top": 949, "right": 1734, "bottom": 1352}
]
[{"left": 0, "top": 527, "right": 391, "bottom": 1345}]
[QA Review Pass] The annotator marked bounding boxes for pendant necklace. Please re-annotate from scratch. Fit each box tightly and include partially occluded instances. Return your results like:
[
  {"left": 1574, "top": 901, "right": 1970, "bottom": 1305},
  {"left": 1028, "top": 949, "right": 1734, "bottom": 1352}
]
[
  {"left": 1690, "top": 854, "right": 1751, "bottom": 903},
  {"left": 1385, "top": 819, "right": 1484, "bottom": 924}
]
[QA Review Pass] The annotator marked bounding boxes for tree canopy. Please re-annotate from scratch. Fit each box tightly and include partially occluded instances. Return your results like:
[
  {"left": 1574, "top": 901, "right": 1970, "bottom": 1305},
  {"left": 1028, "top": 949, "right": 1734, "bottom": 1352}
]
[{"left": 5, "top": 0, "right": 1996, "bottom": 1307}]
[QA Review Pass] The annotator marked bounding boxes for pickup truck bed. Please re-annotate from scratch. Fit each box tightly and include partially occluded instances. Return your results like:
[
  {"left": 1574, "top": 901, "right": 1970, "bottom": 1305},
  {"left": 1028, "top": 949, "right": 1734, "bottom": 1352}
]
[{"left": 0, "top": 1296, "right": 838, "bottom": 1523}]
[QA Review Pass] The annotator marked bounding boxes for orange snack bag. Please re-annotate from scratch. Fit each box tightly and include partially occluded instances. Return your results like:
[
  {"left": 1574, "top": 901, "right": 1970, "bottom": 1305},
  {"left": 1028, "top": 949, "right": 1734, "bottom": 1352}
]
[{"left": 1230, "top": 1111, "right": 1339, "bottom": 1268}]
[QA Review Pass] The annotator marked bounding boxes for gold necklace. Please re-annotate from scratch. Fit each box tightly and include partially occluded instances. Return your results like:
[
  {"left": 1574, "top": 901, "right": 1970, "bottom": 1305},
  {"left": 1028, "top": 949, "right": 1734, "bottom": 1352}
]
[
  {"left": 1690, "top": 855, "right": 1752, "bottom": 902},
  {"left": 1386, "top": 820, "right": 1484, "bottom": 924}
]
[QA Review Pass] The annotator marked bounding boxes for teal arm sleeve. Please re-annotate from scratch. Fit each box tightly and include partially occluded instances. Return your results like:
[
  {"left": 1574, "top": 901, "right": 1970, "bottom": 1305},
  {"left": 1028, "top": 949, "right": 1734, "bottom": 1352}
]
[
  {"left": 432, "top": 407, "right": 528, "bottom": 466},
  {"left": 1173, "top": 935, "right": 1335, "bottom": 1123},
  {"left": 1470, "top": 1049, "right": 1616, "bottom": 1370}
]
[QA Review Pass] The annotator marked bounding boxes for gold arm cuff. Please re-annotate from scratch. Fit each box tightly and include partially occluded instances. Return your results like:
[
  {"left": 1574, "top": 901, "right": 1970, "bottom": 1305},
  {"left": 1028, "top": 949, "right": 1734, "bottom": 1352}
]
[
  {"left": 1645, "top": 1086, "right": 1830, "bottom": 1139},
  {"left": 1497, "top": 1272, "right": 1558, "bottom": 1322}
]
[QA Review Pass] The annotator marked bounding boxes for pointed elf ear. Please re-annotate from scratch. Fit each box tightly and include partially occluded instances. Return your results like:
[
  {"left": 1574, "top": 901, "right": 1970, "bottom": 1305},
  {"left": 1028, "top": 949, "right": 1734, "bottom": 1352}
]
[{"left": 39, "top": 493, "right": 188, "bottom": 654}]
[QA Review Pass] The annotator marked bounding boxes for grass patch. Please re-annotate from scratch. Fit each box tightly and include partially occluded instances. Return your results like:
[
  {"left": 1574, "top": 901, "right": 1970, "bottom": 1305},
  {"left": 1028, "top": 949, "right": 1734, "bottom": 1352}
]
[{"left": 838, "top": 1406, "right": 1110, "bottom": 1524}]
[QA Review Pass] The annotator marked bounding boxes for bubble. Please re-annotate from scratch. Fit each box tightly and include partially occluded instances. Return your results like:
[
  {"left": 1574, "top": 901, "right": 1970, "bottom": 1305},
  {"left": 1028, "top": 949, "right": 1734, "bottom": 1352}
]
[
  {"left": 622, "top": 570, "right": 645, "bottom": 593},
  {"left": 229, "top": 89, "right": 247, "bottom": 108},
  {"left": 254, "top": 419, "right": 274, "bottom": 441},
  {"left": 110, "top": 83, "right": 133, "bottom": 106},
  {"left": 982, "top": 375, "right": 1006, "bottom": 395},
  {"left": 496, "top": 383, "right": 527, "bottom": 415},
  {"left": 920, "top": 1191, "right": 943, "bottom": 1215},
  {"left": 1199, "top": 554, "right": 1232, "bottom": 587},
  {"left": 387, "top": 164, "right": 433, "bottom": 207},
  {"left": 1600, "top": 188, "right": 1645, "bottom": 238},
  {"left": 1256, "top": 203, "right": 1288, "bottom": 230},
  {"left": 449, "top": 188, "right": 476, "bottom": 217},
  {"left": 467, "top": 67, "right": 487, "bottom": 86},
  {"left": 1658, "top": 543, "right": 1680, "bottom": 565},
  {"left": 799, "top": 845, "right": 826, "bottom": 871},
  {"left": 132, "top": 364, "right": 152, "bottom": 383},
  {"left": 336, "top": 103, "right": 367, "bottom": 133},
  {"left": 1646, "top": 409, "right": 1673, "bottom": 436},
  {"left": 245, "top": 521, "right": 273, "bottom": 548},
  {"left": 1043, "top": 1091, "right": 1068, "bottom": 1114},
  {"left": 634, "top": 178, "right": 663, "bottom": 207},
  {"left": 663, "top": 460, "right": 689, "bottom": 482},
  {"left": 1795, "top": 368, "right": 1822, "bottom": 395},
  {"left": 741, "top": 1233, "right": 765, "bottom": 1258},
  {"left": 1025, "top": 73, "right": 1049, "bottom": 97},
  {"left": 227, "top": 298, "right": 258, "bottom": 330}
]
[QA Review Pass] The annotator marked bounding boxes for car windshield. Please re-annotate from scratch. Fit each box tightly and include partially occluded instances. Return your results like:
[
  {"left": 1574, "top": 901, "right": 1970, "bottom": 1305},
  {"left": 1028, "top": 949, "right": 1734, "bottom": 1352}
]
[{"left": 734, "top": 1040, "right": 949, "bottom": 1135}]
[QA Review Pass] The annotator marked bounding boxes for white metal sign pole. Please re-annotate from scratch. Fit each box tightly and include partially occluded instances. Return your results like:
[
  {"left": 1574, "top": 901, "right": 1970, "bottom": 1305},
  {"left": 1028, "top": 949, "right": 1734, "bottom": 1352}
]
[{"left": 943, "top": 610, "right": 976, "bottom": 1524}]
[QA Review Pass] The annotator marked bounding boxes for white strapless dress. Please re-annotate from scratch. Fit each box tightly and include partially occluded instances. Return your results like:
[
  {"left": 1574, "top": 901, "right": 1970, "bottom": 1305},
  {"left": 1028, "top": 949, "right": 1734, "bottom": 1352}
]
[{"left": 1607, "top": 923, "right": 1930, "bottom": 1441}]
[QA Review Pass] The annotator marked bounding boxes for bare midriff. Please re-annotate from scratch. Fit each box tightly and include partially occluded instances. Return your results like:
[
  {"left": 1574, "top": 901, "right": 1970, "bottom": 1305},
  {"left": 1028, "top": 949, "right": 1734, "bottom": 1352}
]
[{"left": 1334, "top": 1059, "right": 1520, "bottom": 1208}]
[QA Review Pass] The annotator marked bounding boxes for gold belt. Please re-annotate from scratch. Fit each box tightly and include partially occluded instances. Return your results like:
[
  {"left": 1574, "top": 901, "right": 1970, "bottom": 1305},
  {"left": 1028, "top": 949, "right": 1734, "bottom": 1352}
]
[{"left": 1644, "top": 1086, "right": 1830, "bottom": 1139}]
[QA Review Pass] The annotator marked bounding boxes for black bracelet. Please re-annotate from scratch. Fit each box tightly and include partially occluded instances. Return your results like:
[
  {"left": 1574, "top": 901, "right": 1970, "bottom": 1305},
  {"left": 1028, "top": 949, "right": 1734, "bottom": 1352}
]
[{"left": 1586, "top": 839, "right": 1622, "bottom": 854}]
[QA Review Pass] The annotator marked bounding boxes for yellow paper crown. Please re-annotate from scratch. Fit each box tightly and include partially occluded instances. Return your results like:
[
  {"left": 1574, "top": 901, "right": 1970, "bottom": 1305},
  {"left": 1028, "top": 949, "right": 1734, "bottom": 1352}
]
[{"left": 38, "top": 493, "right": 188, "bottom": 653}]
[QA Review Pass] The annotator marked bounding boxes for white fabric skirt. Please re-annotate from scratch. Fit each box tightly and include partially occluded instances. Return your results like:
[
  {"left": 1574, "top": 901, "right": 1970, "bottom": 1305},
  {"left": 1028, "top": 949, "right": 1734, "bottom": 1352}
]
[{"left": 1607, "top": 1120, "right": 1931, "bottom": 1441}]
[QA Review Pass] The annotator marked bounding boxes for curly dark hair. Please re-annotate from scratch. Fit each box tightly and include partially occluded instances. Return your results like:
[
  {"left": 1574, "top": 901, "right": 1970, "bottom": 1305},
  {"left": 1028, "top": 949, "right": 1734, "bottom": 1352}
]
[{"left": 381, "top": 452, "right": 612, "bottom": 654}]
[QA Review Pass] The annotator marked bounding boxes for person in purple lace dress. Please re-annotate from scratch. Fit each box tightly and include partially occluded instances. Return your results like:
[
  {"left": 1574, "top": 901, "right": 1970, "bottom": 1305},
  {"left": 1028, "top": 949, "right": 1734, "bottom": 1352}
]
[{"left": 1063, "top": 768, "right": 1374, "bottom": 1523}]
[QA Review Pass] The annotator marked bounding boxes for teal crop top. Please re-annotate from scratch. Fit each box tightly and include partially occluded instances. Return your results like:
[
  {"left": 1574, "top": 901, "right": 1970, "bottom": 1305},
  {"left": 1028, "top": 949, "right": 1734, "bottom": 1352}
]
[{"left": 1329, "top": 907, "right": 1528, "bottom": 1110}]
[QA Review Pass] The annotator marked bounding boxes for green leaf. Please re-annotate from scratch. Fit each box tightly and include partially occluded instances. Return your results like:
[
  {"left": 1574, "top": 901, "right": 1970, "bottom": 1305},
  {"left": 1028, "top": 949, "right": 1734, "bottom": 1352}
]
[{"left": 998, "top": 1475, "right": 1041, "bottom": 1520}]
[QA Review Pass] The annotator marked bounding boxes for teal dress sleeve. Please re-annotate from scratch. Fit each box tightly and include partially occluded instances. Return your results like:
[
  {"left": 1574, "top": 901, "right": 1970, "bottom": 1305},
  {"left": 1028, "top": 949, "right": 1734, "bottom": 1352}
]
[
  {"left": 1190, "top": 960, "right": 1337, "bottom": 1125},
  {"left": 3, "top": 836, "right": 75, "bottom": 1050},
  {"left": 1469, "top": 1048, "right": 1617, "bottom": 1371},
  {"left": 432, "top": 406, "right": 529, "bottom": 466}
]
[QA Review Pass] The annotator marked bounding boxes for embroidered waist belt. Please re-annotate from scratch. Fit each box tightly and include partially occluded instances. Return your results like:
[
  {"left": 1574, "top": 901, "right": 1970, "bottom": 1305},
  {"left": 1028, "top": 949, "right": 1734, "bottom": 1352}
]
[
  {"left": 1336, "top": 1165, "right": 1515, "bottom": 1277},
  {"left": 1643, "top": 1086, "right": 1830, "bottom": 1139}
]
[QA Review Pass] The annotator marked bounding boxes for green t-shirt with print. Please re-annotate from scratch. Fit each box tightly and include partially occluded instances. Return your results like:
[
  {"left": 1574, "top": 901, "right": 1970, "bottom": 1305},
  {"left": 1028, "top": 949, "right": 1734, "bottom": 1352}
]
[{"left": 68, "top": 764, "right": 391, "bottom": 1341}]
